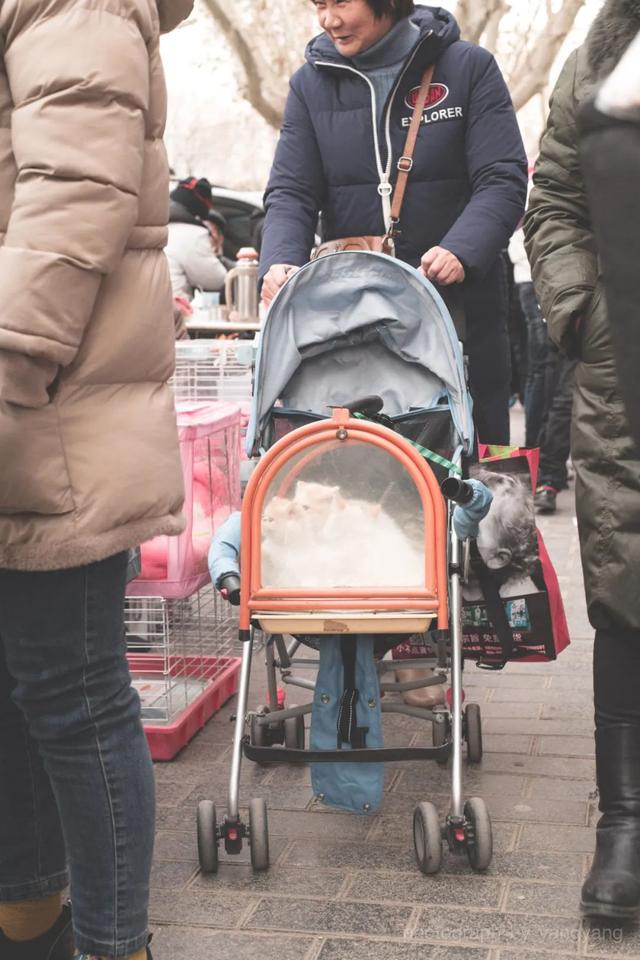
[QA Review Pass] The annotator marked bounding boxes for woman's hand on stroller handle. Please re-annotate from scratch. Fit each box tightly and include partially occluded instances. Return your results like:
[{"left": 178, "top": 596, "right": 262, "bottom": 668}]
[
  {"left": 261, "top": 264, "right": 301, "bottom": 306},
  {"left": 419, "top": 246, "right": 465, "bottom": 286}
]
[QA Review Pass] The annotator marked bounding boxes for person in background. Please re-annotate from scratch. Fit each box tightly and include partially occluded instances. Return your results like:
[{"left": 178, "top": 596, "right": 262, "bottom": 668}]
[
  {"left": 533, "top": 346, "right": 576, "bottom": 515},
  {"left": 579, "top": 30, "right": 640, "bottom": 449},
  {"left": 166, "top": 176, "right": 231, "bottom": 300},
  {"left": 0, "top": 0, "right": 190, "bottom": 957},
  {"left": 259, "top": 0, "right": 527, "bottom": 447},
  {"left": 508, "top": 219, "right": 548, "bottom": 449},
  {"left": 525, "top": 0, "right": 640, "bottom": 920}
]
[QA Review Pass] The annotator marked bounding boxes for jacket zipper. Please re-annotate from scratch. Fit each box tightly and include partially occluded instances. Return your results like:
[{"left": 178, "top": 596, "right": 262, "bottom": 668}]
[
  {"left": 315, "top": 60, "right": 392, "bottom": 225},
  {"left": 316, "top": 30, "right": 433, "bottom": 231}
]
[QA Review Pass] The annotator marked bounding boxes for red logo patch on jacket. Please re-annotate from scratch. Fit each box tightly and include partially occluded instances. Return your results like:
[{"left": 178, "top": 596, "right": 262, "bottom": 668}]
[{"left": 404, "top": 83, "right": 449, "bottom": 111}]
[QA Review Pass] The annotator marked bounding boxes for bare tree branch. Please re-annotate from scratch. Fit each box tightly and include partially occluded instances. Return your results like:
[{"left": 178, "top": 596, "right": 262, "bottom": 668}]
[
  {"left": 508, "top": 0, "right": 587, "bottom": 109},
  {"left": 200, "top": 0, "right": 284, "bottom": 128},
  {"left": 456, "top": 0, "right": 509, "bottom": 44},
  {"left": 483, "top": 1, "right": 510, "bottom": 54}
]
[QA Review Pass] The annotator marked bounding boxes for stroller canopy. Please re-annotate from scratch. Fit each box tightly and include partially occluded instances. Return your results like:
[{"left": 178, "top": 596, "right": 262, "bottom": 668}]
[{"left": 247, "top": 252, "right": 474, "bottom": 453}]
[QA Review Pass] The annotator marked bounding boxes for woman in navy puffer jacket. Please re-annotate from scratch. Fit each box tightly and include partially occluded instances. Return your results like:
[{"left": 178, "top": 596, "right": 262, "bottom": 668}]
[{"left": 260, "top": 0, "right": 527, "bottom": 444}]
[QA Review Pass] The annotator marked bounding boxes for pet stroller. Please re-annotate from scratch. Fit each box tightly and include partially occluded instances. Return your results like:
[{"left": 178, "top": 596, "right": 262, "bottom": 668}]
[{"left": 199, "top": 251, "right": 492, "bottom": 876}]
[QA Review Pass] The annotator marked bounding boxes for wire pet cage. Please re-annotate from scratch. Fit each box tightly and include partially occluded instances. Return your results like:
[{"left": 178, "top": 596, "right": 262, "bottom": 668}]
[
  {"left": 171, "top": 339, "right": 256, "bottom": 405},
  {"left": 125, "top": 586, "right": 241, "bottom": 760}
]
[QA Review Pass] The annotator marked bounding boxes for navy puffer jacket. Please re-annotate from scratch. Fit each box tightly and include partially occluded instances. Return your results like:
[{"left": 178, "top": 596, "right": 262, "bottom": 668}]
[{"left": 260, "top": 5, "right": 527, "bottom": 281}]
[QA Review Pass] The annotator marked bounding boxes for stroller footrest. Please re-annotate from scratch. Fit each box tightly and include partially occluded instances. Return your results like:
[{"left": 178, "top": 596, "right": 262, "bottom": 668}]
[{"left": 242, "top": 736, "right": 450, "bottom": 765}]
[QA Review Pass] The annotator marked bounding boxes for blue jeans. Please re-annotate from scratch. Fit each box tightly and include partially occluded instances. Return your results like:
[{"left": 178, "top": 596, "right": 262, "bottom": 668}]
[
  {"left": 518, "top": 282, "right": 549, "bottom": 448},
  {"left": 0, "top": 553, "right": 155, "bottom": 957}
]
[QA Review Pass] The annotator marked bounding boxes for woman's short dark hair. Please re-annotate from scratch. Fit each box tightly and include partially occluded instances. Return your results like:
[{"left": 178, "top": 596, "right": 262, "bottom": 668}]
[{"left": 367, "top": 0, "right": 415, "bottom": 19}]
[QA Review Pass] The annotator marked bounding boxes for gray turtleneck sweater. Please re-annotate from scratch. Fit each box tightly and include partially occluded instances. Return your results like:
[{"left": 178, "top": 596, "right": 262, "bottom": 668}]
[{"left": 352, "top": 17, "right": 420, "bottom": 129}]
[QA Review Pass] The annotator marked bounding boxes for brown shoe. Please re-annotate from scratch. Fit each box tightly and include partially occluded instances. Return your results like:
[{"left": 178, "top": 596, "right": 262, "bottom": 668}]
[{"left": 395, "top": 668, "right": 446, "bottom": 708}]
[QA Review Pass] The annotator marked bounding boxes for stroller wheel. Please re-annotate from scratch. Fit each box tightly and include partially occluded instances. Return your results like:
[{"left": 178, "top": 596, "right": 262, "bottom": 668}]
[
  {"left": 284, "top": 711, "right": 305, "bottom": 750},
  {"left": 413, "top": 802, "right": 442, "bottom": 875},
  {"left": 197, "top": 800, "right": 219, "bottom": 874},
  {"left": 464, "top": 703, "right": 483, "bottom": 763},
  {"left": 432, "top": 710, "right": 450, "bottom": 765},
  {"left": 249, "top": 797, "right": 270, "bottom": 871},
  {"left": 464, "top": 797, "right": 493, "bottom": 872}
]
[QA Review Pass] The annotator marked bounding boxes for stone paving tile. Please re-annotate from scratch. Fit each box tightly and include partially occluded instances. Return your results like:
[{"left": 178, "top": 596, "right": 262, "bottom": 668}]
[
  {"left": 583, "top": 921, "right": 640, "bottom": 956},
  {"left": 478, "top": 753, "right": 595, "bottom": 781},
  {"left": 317, "top": 938, "right": 490, "bottom": 960},
  {"left": 542, "top": 702, "right": 596, "bottom": 722},
  {"left": 373, "top": 786, "right": 586, "bottom": 825},
  {"left": 484, "top": 719, "right": 593, "bottom": 737},
  {"left": 245, "top": 897, "right": 412, "bottom": 937},
  {"left": 150, "top": 858, "right": 198, "bottom": 891},
  {"left": 479, "top": 795, "right": 588, "bottom": 826},
  {"left": 149, "top": 888, "right": 258, "bottom": 928},
  {"left": 188, "top": 864, "right": 346, "bottom": 899},
  {"left": 345, "top": 869, "right": 503, "bottom": 908},
  {"left": 547, "top": 675, "right": 594, "bottom": 690},
  {"left": 497, "top": 951, "right": 579, "bottom": 960},
  {"left": 151, "top": 927, "right": 316, "bottom": 960},
  {"left": 503, "top": 880, "right": 582, "bottom": 917},
  {"left": 464, "top": 671, "right": 551, "bottom": 687},
  {"left": 183, "top": 781, "right": 316, "bottom": 811},
  {"left": 518, "top": 823, "right": 595, "bottom": 854},
  {"left": 282, "top": 838, "right": 419, "bottom": 872},
  {"left": 525, "top": 777, "right": 595, "bottom": 802},
  {"left": 477, "top": 850, "right": 587, "bottom": 882},
  {"left": 155, "top": 778, "right": 198, "bottom": 807},
  {"left": 538, "top": 736, "right": 595, "bottom": 758},
  {"left": 266, "top": 807, "right": 374, "bottom": 840},
  {"left": 477, "top": 701, "right": 542, "bottom": 719},
  {"left": 482, "top": 734, "right": 535, "bottom": 754},
  {"left": 411, "top": 905, "right": 582, "bottom": 952},
  {"left": 392, "top": 767, "right": 529, "bottom": 798},
  {"left": 490, "top": 687, "right": 588, "bottom": 704}
]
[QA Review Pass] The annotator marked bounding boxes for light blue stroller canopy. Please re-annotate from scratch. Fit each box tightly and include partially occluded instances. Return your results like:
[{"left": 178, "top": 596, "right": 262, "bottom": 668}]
[{"left": 247, "top": 252, "right": 474, "bottom": 455}]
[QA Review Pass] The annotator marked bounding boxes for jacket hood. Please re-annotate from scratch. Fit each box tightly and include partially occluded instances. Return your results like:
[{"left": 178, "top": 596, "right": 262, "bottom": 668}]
[
  {"left": 586, "top": 0, "right": 640, "bottom": 79},
  {"left": 157, "top": 0, "right": 193, "bottom": 34},
  {"left": 305, "top": 4, "right": 460, "bottom": 66}
]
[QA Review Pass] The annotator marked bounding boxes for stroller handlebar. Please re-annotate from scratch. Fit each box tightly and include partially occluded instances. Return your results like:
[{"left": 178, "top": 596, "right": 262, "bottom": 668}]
[{"left": 440, "top": 477, "right": 475, "bottom": 505}]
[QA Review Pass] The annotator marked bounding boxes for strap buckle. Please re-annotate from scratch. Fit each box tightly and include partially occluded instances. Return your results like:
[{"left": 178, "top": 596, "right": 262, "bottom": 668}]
[
  {"left": 377, "top": 181, "right": 392, "bottom": 197},
  {"left": 397, "top": 155, "right": 414, "bottom": 173}
]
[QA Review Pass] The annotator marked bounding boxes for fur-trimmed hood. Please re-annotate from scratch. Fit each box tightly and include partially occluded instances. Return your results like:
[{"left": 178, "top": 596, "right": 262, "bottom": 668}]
[{"left": 587, "top": 0, "right": 640, "bottom": 78}]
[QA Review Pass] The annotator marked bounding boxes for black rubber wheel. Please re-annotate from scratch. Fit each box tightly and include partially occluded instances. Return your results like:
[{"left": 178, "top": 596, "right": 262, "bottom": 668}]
[
  {"left": 432, "top": 711, "right": 450, "bottom": 765},
  {"left": 464, "top": 702, "right": 483, "bottom": 763},
  {"left": 413, "top": 801, "right": 443, "bottom": 875},
  {"left": 249, "top": 797, "right": 270, "bottom": 871},
  {"left": 250, "top": 705, "right": 270, "bottom": 748},
  {"left": 197, "top": 800, "right": 219, "bottom": 874},
  {"left": 284, "top": 712, "right": 305, "bottom": 750},
  {"left": 464, "top": 796, "right": 493, "bottom": 872}
]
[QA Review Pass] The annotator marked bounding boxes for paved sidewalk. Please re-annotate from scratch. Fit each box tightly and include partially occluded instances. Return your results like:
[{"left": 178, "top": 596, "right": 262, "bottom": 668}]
[{"left": 149, "top": 410, "right": 637, "bottom": 960}]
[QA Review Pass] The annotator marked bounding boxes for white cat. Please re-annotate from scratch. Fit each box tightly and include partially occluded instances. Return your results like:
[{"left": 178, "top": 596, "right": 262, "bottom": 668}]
[{"left": 261, "top": 481, "right": 423, "bottom": 588}]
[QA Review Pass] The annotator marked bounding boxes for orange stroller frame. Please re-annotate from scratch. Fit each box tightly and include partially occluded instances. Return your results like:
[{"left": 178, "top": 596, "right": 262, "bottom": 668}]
[{"left": 197, "top": 407, "right": 493, "bottom": 876}]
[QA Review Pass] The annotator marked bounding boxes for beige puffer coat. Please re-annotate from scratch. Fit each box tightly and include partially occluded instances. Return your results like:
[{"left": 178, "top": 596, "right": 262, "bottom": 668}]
[{"left": 0, "top": 0, "right": 193, "bottom": 571}]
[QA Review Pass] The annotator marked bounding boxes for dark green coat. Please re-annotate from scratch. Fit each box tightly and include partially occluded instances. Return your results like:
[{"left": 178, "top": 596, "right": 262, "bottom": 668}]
[{"left": 525, "top": 36, "right": 640, "bottom": 633}]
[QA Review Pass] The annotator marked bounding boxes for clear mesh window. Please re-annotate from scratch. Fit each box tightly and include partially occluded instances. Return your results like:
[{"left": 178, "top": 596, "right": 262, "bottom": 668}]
[{"left": 261, "top": 438, "right": 426, "bottom": 588}]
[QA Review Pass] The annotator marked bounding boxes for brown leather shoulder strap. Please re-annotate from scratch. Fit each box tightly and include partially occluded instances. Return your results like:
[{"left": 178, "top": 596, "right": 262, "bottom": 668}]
[{"left": 389, "top": 64, "right": 435, "bottom": 228}]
